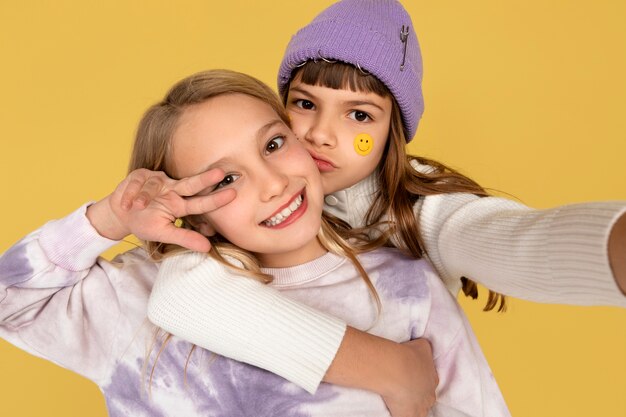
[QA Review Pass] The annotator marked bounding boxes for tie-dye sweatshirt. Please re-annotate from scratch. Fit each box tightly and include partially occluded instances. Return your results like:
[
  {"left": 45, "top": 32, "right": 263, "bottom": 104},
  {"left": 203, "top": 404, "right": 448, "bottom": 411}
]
[{"left": 0, "top": 205, "right": 510, "bottom": 417}]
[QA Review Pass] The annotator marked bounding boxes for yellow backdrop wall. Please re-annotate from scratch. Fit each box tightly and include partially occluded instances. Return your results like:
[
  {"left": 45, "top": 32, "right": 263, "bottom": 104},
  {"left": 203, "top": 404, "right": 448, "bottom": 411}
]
[{"left": 1, "top": 1, "right": 624, "bottom": 416}]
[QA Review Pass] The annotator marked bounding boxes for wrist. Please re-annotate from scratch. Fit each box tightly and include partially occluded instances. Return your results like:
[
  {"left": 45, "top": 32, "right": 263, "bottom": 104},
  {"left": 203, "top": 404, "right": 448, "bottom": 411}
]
[
  {"left": 323, "top": 327, "right": 405, "bottom": 395},
  {"left": 86, "top": 198, "right": 129, "bottom": 241},
  {"left": 366, "top": 340, "right": 413, "bottom": 398}
]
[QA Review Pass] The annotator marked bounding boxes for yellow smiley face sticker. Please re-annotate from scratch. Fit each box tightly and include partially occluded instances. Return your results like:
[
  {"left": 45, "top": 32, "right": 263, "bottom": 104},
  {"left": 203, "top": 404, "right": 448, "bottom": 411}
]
[{"left": 354, "top": 133, "right": 374, "bottom": 156}]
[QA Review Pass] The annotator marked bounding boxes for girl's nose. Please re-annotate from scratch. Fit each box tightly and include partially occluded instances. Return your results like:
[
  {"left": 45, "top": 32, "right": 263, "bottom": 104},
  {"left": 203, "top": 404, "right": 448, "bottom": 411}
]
[
  {"left": 258, "top": 162, "right": 289, "bottom": 202},
  {"left": 303, "top": 113, "right": 336, "bottom": 149}
]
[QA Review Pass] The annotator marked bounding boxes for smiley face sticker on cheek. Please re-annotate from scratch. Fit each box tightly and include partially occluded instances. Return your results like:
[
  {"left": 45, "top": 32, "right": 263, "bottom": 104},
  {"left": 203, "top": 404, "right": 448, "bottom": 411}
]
[{"left": 354, "top": 133, "right": 374, "bottom": 156}]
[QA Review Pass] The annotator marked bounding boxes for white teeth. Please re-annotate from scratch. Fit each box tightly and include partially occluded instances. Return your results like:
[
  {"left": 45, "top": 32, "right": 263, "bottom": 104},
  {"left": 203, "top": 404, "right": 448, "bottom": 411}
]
[{"left": 264, "top": 195, "right": 303, "bottom": 227}]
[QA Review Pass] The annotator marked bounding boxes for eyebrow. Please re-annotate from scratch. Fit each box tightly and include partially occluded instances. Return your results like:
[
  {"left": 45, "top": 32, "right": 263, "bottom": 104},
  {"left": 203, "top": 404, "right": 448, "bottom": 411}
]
[
  {"left": 256, "top": 119, "right": 284, "bottom": 142},
  {"left": 343, "top": 100, "right": 385, "bottom": 112},
  {"left": 288, "top": 86, "right": 385, "bottom": 112},
  {"left": 288, "top": 86, "right": 312, "bottom": 96}
]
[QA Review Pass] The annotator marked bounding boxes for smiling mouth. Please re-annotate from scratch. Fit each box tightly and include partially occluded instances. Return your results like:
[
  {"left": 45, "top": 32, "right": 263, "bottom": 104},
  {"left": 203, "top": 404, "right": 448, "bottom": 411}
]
[{"left": 262, "top": 192, "right": 304, "bottom": 227}]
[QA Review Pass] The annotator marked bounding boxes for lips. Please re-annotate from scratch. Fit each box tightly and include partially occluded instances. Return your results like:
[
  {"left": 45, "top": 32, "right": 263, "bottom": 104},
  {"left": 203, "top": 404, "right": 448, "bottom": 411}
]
[
  {"left": 307, "top": 150, "right": 336, "bottom": 172},
  {"left": 261, "top": 189, "right": 307, "bottom": 228}
]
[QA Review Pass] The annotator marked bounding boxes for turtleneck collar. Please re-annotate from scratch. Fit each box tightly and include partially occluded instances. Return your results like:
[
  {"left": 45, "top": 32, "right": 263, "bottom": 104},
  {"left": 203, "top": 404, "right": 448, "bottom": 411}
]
[{"left": 322, "top": 170, "right": 379, "bottom": 228}]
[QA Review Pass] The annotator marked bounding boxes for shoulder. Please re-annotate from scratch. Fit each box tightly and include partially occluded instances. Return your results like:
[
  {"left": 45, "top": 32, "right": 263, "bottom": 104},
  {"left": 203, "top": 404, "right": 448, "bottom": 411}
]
[
  {"left": 357, "top": 247, "right": 438, "bottom": 298},
  {"left": 112, "top": 245, "right": 152, "bottom": 263},
  {"left": 102, "top": 246, "right": 160, "bottom": 295},
  {"left": 110, "top": 246, "right": 158, "bottom": 274},
  {"left": 358, "top": 247, "right": 432, "bottom": 271}
]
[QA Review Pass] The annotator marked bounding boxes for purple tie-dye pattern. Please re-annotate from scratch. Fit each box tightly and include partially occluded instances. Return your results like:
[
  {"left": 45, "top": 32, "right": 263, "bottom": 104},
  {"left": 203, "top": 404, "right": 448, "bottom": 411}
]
[
  {"left": 363, "top": 249, "right": 429, "bottom": 304},
  {"left": 1, "top": 207, "right": 510, "bottom": 417},
  {"left": 200, "top": 356, "right": 335, "bottom": 417},
  {"left": 0, "top": 241, "right": 33, "bottom": 288},
  {"left": 103, "top": 337, "right": 336, "bottom": 417},
  {"left": 104, "top": 360, "right": 168, "bottom": 417}
]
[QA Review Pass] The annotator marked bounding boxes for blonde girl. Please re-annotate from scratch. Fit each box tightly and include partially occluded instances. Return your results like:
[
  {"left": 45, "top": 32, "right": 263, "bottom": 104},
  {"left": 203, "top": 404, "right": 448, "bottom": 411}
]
[{"left": 0, "top": 69, "right": 510, "bottom": 417}]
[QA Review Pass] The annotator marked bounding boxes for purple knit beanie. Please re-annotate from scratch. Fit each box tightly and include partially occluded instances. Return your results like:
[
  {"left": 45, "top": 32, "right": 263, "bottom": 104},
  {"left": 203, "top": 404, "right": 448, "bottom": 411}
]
[{"left": 278, "top": 0, "right": 423, "bottom": 141}]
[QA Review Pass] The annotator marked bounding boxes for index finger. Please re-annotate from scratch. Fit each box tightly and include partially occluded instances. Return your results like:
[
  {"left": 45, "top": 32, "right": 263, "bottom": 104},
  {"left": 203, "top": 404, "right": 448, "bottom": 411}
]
[
  {"left": 183, "top": 188, "right": 236, "bottom": 216},
  {"left": 174, "top": 169, "right": 226, "bottom": 197}
]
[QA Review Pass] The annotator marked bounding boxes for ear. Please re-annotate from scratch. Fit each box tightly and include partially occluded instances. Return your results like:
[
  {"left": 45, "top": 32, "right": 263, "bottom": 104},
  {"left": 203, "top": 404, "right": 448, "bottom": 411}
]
[{"left": 186, "top": 215, "right": 216, "bottom": 237}]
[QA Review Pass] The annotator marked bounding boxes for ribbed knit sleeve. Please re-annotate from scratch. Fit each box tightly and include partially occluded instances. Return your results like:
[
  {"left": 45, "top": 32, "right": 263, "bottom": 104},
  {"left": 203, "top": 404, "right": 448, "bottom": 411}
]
[
  {"left": 148, "top": 252, "right": 347, "bottom": 394},
  {"left": 418, "top": 193, "right": 626, "bottom": 306},
  {"left": 327, "top": 168, "right": 626, "bottom": 307}
]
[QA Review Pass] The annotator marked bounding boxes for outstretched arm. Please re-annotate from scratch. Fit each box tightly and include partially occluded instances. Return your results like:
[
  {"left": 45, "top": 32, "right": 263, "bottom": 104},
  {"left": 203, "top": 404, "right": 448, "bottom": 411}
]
[{"left": 416, "top": 192, "right": 626, "bottom": 306}]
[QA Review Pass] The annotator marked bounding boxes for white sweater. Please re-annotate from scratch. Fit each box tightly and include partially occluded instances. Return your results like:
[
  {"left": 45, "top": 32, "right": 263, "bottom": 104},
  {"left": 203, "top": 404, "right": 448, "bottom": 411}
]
[{"left": 149, "top": 172, "right": 626, "bottom": 393}]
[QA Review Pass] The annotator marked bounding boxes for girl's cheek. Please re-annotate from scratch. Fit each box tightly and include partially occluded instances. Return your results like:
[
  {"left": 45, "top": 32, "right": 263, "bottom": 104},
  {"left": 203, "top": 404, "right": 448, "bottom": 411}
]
[
  {"left": 285, "top": 143, "right": 317, "bottom": 174},
  {"left": 287, "top": 138, "right": 310, "bottom": 158},
  {"left": 287, "top": 113, "right": 307, "bottom": 138}
]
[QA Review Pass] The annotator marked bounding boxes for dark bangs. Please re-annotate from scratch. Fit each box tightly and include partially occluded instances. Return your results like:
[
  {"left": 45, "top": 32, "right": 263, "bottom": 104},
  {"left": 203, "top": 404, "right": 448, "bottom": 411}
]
[{"left": 293, "top": 61, "right": 390, "bottom": 97}]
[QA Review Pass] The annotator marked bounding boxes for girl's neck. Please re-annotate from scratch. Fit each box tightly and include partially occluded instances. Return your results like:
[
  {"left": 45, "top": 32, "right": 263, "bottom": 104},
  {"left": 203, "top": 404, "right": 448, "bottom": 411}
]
[{"left": 255, "top": 236, "right": 327, "bottom": 268}]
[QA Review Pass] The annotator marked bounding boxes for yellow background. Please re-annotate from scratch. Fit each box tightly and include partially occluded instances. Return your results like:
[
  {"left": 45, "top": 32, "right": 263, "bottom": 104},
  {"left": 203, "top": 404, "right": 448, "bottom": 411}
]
[{"left": 1, "top": 1, "right": 625, "bottom": 416}]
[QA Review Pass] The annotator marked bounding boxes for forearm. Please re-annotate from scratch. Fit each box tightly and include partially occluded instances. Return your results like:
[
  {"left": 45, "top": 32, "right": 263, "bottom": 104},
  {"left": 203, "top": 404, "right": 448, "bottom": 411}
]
[
  {"left": 0, "top": 205, "right": 131, "bottom": 379},
  {"left": 325, "top": 327, "right": 438, "bottom": 416},
  {"left": 323, "top": 327, "right": 410, "bottom": 395},
  {"left": 421, "top": 195, "right": 626, "bottom": 306},
  {"left": 149, "top": 252, "right": 347, "bottom": 394},
  {"left": 1, "top": 204, "right": 118, "bottom": 326},
  {"left": 1, "top": 204, "right": 118, "bottom": 298},
  {"left": 608, "top": 212, "right": 626, "bottom": 295}
]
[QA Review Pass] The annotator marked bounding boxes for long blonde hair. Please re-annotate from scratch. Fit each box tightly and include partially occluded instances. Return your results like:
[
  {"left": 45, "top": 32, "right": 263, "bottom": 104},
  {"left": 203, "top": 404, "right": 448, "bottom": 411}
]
[
  {"left": 285, "top": 61, "right": 506, "bottom": 312},
  {"left": 131, "top": 69, "right": 382, "bottom": 387}
]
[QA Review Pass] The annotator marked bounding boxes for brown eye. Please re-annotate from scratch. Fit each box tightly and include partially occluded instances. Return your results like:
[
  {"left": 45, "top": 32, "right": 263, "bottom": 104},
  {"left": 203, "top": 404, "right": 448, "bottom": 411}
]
[
  {"left": 295, "top": 99, "right": 315, "bottom": 110},
  {"left": 265, "top": 136, "right": 285, "bottom": 154},
  {"left": 214, "top": 173, "right": 240, "bottom": 190},
  {"left": 349, "top": 110, "right": 371, "bottom": 122}
]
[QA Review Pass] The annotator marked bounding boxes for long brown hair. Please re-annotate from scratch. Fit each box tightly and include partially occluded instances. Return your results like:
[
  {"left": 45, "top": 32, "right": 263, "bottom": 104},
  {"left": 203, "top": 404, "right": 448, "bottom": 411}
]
[{"left": 286, "top": 61, "right": 506, "bottom": 312}]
